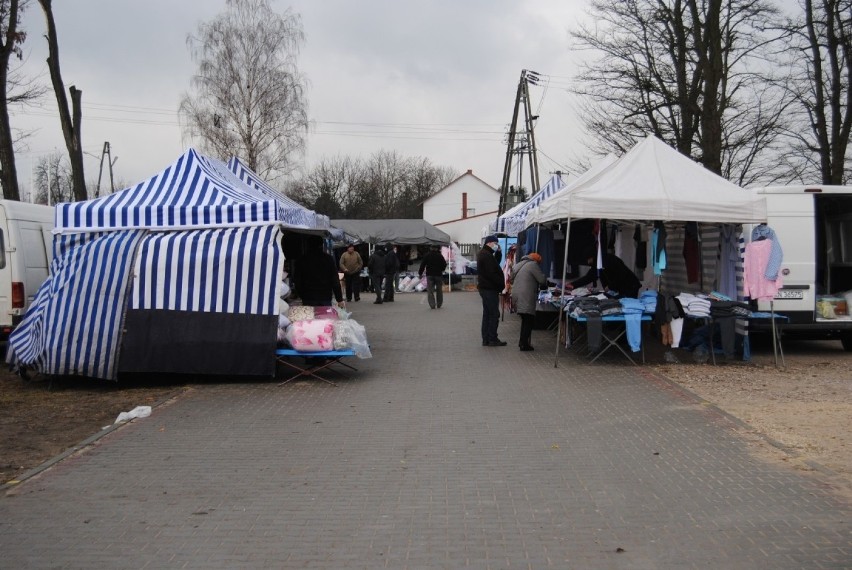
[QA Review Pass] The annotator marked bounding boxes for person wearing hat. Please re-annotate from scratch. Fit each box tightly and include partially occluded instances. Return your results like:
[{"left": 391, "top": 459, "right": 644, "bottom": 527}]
[
  {"left": 478, "top": 235, "right": 507, "bottom": 346},
  {"left": 339, "top": 243, "right": 364, "bottom": 302},
  {"left": 418, "top": 244, "right": 448, "bottom": 309},
  {"left": 510, "top": 252, "right": 547, "bottom": 351}
]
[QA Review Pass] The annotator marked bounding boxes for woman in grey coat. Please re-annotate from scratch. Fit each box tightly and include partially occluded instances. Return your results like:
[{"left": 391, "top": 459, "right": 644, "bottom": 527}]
[{"left": 510, "top": 252, "right": 547, "bottom": 351}]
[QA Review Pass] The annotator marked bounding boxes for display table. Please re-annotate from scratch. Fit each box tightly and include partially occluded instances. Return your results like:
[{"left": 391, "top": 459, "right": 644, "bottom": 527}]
[
  {"left": 566, "top": 313, "right": 652, "bottom": 365},
  {"left": 276, "top": 348, "right": 358, "bottom": 386}
]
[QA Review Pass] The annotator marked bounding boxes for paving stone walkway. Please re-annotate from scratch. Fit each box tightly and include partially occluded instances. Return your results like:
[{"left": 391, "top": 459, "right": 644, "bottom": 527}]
[{"left": 1, "top": 291, "right": 849, "bottom": 569}]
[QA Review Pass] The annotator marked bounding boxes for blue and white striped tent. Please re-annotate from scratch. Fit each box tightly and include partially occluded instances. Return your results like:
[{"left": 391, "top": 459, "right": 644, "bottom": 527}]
[
  {"left": 487, "top": 174, "right": 567, "bottom": 236},
  {"left": 8, "top": 148, "right": 324, "bottom": 380}
]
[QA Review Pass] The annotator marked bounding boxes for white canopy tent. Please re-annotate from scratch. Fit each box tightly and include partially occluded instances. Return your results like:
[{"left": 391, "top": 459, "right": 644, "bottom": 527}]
[
  {"left": 525, "top": 136, "right": 766, "bottom": 226},
  {"left": 521, "top": 135, "right": 768, "bottom": 365}
]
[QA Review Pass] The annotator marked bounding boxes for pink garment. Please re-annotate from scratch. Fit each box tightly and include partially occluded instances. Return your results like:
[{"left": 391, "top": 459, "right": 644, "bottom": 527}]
[{"left": 743, "top": 240, "right": 783, "bottom": 300}]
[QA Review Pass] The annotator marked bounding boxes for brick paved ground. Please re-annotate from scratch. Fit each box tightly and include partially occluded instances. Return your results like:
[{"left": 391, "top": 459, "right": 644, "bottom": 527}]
[{"left": 1, "top": 291, "right": 850, "bottom": 569}]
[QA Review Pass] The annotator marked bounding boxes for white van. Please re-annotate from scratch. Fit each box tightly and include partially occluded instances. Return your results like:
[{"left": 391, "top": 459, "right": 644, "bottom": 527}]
[
  {"left": 0, "top": 200, "right": 54, "bottom": 345},
  {"left": 749, "top": 185, "right": 852, "bottom": 350}
]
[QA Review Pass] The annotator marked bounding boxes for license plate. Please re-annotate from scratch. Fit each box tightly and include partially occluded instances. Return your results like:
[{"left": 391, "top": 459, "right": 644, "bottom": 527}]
[{"left": 775, "top": 289, "right": 804, "bottom": 299}]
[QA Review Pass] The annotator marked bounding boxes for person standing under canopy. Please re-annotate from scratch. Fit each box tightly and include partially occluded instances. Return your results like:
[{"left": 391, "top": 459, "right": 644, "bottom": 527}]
[
  {"left": 294, "top": 235, "right": 345, "bottom": 307},
  {"left": 569, "top": 246, "right": 641, "bottom": 299}
]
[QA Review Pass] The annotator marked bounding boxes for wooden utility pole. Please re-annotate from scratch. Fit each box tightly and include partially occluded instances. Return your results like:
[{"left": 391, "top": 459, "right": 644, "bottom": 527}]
[{"left": 497, "top": 69, "right": 541, "bottom": 217}]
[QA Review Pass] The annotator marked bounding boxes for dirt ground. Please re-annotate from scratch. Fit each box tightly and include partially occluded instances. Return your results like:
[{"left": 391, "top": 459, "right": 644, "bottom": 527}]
[
  {"left": 0, "top": 372, "right": 188, "bottom": 484},
  {"left": 1, "top": 338, "right": 850, "bottom": 491},
  {"left": 650, "top": 337, "right": 852, "bottom": 491}
]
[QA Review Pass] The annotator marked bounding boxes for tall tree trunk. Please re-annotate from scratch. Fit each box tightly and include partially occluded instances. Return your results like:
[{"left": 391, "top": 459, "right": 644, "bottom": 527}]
[
  {"left": 0, "top": 0, "right": 21, "bottom": 201},
  {"left": 690, "top": 0, "right": 724, "bottom": 175},
  {"left": 38, "top": 0, "right": 86, "bottom": 201}
]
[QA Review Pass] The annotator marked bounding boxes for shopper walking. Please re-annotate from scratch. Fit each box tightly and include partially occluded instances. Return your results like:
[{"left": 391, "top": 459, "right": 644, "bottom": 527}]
[
  {"left": 367, "top": 246, "right": 387, "bottom": 304},
  {"left": 419, "top": 245, "right": 448, "bottom": 309}
]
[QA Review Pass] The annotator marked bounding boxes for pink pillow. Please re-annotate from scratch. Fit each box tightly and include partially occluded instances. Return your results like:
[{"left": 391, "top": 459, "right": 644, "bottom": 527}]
[{"left": 286, "top": 319, "right": 335, "bottom": 352}]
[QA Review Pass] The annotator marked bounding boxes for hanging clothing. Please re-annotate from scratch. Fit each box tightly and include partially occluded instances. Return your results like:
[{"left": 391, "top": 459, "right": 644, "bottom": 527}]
[
  {"left": 716, "top": 224, "right": 740, "bottom": 300},
  {"left": 683, "top": 222, "right": 700, "bottom": 284},
  {"left": 634, "top": 225, "right": 647, "bottom": 270},
  {"left": 614, "top": 225, "right": 637, "bottom": 275},
  {"left": 751, "top": 225, "right": 784, "bottom": 280},
  {"left": 743, "top": 239, "right": 783, "bottom": 300},
  {"left": 651, "top": 222, "right": 668, "bottom": 276}
]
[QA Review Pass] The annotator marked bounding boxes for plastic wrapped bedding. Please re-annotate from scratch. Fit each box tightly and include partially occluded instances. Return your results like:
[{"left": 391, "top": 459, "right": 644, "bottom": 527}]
[{"left": 286, "top": 319, "right": 336, "bottom": 352}]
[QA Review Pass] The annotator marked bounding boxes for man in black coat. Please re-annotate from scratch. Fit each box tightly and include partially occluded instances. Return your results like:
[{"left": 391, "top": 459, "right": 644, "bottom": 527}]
[
  {"left": 294, "top": 235, "right": 344, "bottom": 307},
  {"left": 383, "top": 244, "right": 400, "bottom": 302},
  {"left": 367, "top": 246, "right": 387, "bottom": 304},
  {"left": 418, "top": 244, "right": 448, "bottom": 309},
  {"left": 477, "top": 235, "right": 507, "bottom": 346}
]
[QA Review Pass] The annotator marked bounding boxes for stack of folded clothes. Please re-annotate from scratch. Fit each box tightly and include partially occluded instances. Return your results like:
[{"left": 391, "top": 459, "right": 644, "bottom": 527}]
[
  {"left": 675, "top": 292, "right": 711, "bottom": 318},
  {"left": 709, "top": 300, "right": 750, "bottom": 318},
  {"left": 639, "top": 290, "right": 657, "bottom": 314}
]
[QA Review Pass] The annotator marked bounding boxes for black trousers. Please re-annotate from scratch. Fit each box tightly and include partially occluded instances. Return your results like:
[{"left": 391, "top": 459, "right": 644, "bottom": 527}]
[
  {"left": 371, "top": 274, "right": 384, "bottom": 301},
  {"left": 343, "top": 273, "right": 360, "bottom": 301},
  {"left": 383, "top": 274, "right": 395, "bottom": 301},
  {"left": 519, "top": 313, "right": 535, "bottom": 348}
]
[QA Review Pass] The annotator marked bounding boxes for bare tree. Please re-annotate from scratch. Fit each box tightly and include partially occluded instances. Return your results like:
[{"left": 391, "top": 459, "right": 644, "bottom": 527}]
[
  {"left": 37, "top": 0, "right": 85, "bottom": 201},
  {"left": 0, "top": 0, "right": 45, "bottom": 201},
  {"left": 781, "top": 0, "right": 852, "bottom": 184},
  {"left": 31, "top": 150, "right": 71, "bottom": 205},
  {"left": 572, "top": 0, "right": 787, "bottom": 182},
  {"left": 295, "top": 155, "right": 353, "bottom": 219},
  {"left": 294, "top": 152, "right": 457, "bottom": 219},
  {"left": 179, "top": 0, "right": 308, "bottom": 182}
]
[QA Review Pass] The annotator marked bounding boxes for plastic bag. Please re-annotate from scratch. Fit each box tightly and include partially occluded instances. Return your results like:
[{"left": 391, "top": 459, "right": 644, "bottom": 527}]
[
  {"left": 336, "top": 306, "right": 352, "bottom": 320},
  {"left": 332, "top": 319, "right": 372, "bottom": 358},
  {"left": 114, "top": 405, "right": 152, "bottom": 424}
]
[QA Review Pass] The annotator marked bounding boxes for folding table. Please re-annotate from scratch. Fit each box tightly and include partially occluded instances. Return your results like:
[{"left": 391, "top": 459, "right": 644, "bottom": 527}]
[
  {"left": 567, "top": 314, "right": 651, "bottom": 365},
  {"left": 275, "top": 348, "right": 358, "bottom": 386}
]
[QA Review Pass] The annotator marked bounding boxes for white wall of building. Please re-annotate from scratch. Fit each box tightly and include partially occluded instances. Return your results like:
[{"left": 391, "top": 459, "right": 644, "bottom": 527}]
[{"left": 423, "top": 170, "right": 499, "bottom": 244}]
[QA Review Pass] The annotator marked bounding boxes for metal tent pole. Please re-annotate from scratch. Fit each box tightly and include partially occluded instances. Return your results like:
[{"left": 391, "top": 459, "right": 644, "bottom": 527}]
[{"left": 554, "top": 217, "right": 572, "bottom": 368}]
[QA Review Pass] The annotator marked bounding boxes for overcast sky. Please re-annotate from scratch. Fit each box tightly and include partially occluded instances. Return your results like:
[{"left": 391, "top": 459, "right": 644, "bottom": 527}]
[{"left": 12, "top": 1, "right": 597, "bottom": 197}]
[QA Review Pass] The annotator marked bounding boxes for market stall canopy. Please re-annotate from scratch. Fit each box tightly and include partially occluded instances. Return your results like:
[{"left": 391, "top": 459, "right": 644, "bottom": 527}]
[
  {"left": 55, "top": 148, "right": 328, "bottom": 234},
  {"left": 330, "top": 219, "right": 451, "bottom": 245},
  {"left": 488, "top": 174, "right": 567, "bottom": 236},
  {"left": 525, "top": 136, "right": 767, "bottom": 226}
]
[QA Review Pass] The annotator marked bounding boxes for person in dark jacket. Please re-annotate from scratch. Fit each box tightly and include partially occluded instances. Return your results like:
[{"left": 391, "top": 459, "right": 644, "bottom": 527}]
[
  {"left": 477, "top": 235, "right": 507, "bottom": 346},
  {"left": 569, "top": 247, "right": 641, "bottom": 299},
  {"left": 383, "top": 244, "right": 400, "bottom": 302},
  {"left": 367, "top": 246, "right": 387, "bottom": 304},
  {"left": 419, "top": 245, "right": 448, "bottom": 309},
  {"left": 293, "top": 235, "right": 344, "bottom": 307}
]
